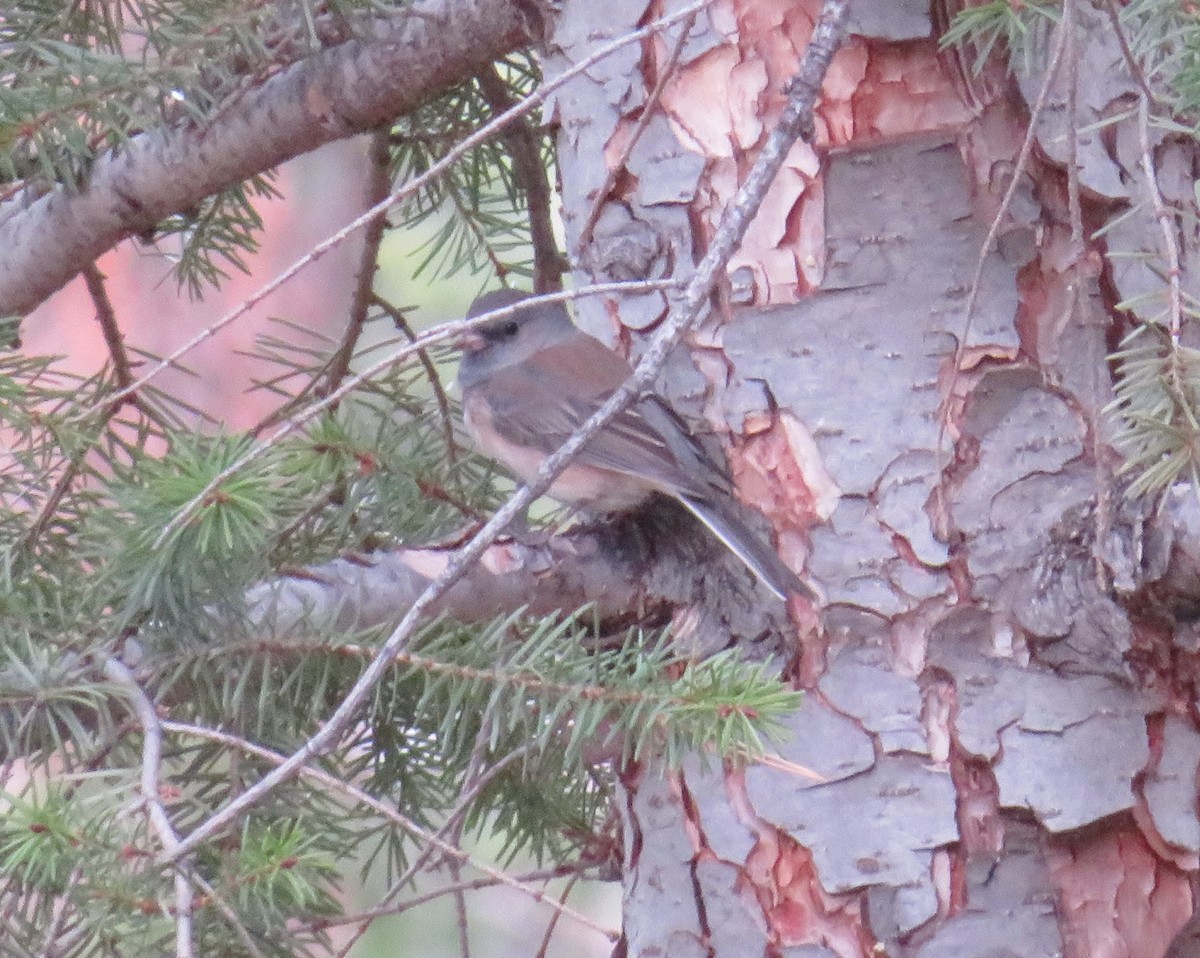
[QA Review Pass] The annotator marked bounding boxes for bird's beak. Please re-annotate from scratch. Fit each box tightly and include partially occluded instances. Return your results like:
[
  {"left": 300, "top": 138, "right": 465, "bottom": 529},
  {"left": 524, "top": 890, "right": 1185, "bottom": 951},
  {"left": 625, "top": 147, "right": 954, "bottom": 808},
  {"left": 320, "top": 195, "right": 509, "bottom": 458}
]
[{"left": 454, "top": 327, "right": 486, "bottom": 352}]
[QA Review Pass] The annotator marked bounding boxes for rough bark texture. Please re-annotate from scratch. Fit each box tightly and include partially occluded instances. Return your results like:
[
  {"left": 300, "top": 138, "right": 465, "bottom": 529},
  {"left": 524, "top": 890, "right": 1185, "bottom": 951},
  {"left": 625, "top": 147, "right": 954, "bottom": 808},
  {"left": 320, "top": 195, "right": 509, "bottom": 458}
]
[
  {"left": 548, "top": 0, "right": 1200, "bottom": 955},
  {"left": 0, "top": 0, "right": 540, "bottom": 317}
]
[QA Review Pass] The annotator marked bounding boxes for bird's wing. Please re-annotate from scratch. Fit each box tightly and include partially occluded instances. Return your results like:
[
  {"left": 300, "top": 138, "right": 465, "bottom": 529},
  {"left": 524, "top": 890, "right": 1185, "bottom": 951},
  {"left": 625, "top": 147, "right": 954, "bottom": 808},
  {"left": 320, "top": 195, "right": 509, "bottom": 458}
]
[{"left": 482, "top": 338, "right": 728, "bottom": 499}]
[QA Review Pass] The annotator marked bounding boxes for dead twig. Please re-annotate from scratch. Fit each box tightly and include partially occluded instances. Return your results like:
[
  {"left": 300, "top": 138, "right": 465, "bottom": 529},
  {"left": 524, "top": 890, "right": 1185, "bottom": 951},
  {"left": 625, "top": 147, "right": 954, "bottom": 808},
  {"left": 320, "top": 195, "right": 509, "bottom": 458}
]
[
  {"left": 577, "top": 9, "right": 699, "bottom": 249},
  {"left": 102, "top": 657, "right": 195, "bottom": 958},
  {"left": 328, "top": 129, "right": 394, "bottom": 397},
  {"left": 477, "top": 65, "right": 566, "bottom": 292},
  {"left": 371, "top": 292, "right": 459, "bottom": 464},
  {"left": 938, "top": 3, "right": 1072, "bottom": 456},
  {"left": 1101, "top": 0, "right": 1163, "bottom": 109},
  {"left": 1137, "top": 93, "right": 1183, "bottom": 343}
]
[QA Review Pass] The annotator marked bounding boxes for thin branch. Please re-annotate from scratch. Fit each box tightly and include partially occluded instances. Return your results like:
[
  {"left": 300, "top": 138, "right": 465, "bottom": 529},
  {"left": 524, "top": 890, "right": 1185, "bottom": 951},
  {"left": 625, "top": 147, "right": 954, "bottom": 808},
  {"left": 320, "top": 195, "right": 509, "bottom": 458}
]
[
  {"left": 35, "top": 868, "right": 83, "bottom": 957},
  {"left": 87, "top": 0, "right": 717, "bottom": 419},
  {"left": 161, "top": 720, "right": 618, "bottom": 942},
  {"left": 476, "top": 65, "right": 566, "bottom": 292},
  {"left": 84, "top": 262, "right": 134, "bottom": 390},
  {"left": 326, "top": 129, "right": 394, "bottom": 397},
  {"left": 577, "top": 10, "right": 698, "bottom": 249},
  {"left": 161, "top": 0, "right": 848, "bottom": 866},
  {"left": 315, "top": 866, "right": 588, "bottom": 930},
  {"left": 371, "top": 292, "right": 459, "bottom": 464},
  {"left": 445, "top": 178, "right": 511, "bottom": 278},
  {"left": 190, "top": 873, "right": 268, "bottom": 958},
  {"left": 938, "top": 4, "right": 1072, "bottom": 454},
  {"left": 1138, "top": 93, "right": 1183, "bottom": 344},
  {"left": 1064, "top": 2, "right": 1083, "bottom": 248},
  {"left": 534, "top": 873, "right": 580, "bottom": 958},
  {"left": 18, "top": 263, "right": 140, "bottom": 552},
  {"left": 1101, "top": 0, "right": 1163, "bottom": 108},
  {"left": 331, "top": 745, "right": 528, "bottom": 958},
  {"left": 251, "top": 129, "right": 395, "bottom": 436},
  {"left": 102, "top": 657, "right": 194, "bottom": 958}
]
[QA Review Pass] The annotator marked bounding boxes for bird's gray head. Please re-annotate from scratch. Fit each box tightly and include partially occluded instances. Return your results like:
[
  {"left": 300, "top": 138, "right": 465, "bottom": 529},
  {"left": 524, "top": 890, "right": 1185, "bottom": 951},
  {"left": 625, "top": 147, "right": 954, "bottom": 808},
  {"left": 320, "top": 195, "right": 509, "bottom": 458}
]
[{"left": 458, "top": 290, "right": 575, "bottom": 390}]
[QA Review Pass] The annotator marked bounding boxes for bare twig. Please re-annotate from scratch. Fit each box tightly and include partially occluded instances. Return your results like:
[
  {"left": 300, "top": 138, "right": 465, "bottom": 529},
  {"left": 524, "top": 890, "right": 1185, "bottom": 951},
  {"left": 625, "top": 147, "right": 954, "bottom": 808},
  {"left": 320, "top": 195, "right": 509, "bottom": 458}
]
[
  {"left": 84, "top": 263, "right": 134, "bottom": 389},
  {"left": 161, "top": 720, "right": 617, "bottom": 941},
  {"left": 160, "top": 0, "right": 849, "bottom": 867},
  {"left": 315, "top": 866, "right": 587, "bottom": 929},
  {"left": 35, "top": 869, "right": 83, "bottom": 956},
  {"left": 938, "top": 5, "right": 1071, "bottom": 454},
  {"left": 190, "top": 873, "right": 268, "bottom": 958},
  {"left": 534, "top": 873, "right": 580, "bottom": 958},
  {"left": 577, "top": 10, "right": 699, "bottom": 249},
  {"left": 326, "top": 129, "right": 394, "bottom": 397},
  {"left": 252, "top": 130, "right": 395, "bottom": 437},
  {"left": 371, "top": 292, "right": 459, "bottom": 464},
  {"left": 102, "top": 658, "right": 194, "bottom": 958},
  {"left": 1101, "top": 0, "right": 1163, "bottom": 108},
  {"left": 19, "top": 263, "right": 146, "bottom": 552},
  {"left": 1138, "top": 93, "right": 1183, "bottom": 344},
  {"left": 331, "top": 745, "right": 528, "bottom": 958},
  {"left": 477, "top": 65, "right": 566, "bottom": 292},
  {"left": 87, "top": 0, "right": 718, "bottom": 419},
  {"left": 1064, "top": 1, "right": 1083, "bottom": 248}
]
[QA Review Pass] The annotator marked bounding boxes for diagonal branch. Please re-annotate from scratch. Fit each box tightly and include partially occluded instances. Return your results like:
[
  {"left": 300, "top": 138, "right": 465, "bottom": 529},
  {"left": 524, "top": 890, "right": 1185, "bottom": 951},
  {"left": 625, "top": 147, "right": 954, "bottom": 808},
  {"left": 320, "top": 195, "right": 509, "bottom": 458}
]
[
  {"left": 0, "top": 0, "right": 540, "bottom": 317},
  {"left": 162, "top": 0, "right": 849, "bottom": 865},
  {"left": 323, "top": 129, "right": 394, "bottom": 399},
  {"left": 476, "top": 65, "right": 566, "bottom": 292}
]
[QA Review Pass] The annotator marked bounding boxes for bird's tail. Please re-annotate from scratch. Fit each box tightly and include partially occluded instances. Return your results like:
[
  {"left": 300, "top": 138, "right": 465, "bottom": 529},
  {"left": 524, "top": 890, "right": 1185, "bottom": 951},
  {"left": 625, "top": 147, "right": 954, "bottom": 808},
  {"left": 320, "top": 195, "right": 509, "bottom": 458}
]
[{"left": 677, "top": 494, "right": 816, "bottom": 602}]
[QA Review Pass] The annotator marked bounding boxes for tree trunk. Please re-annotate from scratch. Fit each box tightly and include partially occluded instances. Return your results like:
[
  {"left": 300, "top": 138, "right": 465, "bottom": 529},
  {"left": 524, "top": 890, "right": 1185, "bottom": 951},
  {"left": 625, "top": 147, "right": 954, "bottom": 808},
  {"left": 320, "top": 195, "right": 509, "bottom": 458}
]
[{"left": 549, "top": 1, "right": 1200, "bottom": 954}]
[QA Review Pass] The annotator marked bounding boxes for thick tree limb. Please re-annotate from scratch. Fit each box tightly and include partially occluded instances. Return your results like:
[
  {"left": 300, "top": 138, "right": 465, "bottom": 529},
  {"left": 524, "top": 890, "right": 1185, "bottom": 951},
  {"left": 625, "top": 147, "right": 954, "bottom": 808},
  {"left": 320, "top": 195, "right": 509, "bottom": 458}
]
[
  {"left": 240, "top": 499, "right": 791, "bottom": 652},
  {"left": 0, "top": 0, "right": 539, "bottom": 317}
]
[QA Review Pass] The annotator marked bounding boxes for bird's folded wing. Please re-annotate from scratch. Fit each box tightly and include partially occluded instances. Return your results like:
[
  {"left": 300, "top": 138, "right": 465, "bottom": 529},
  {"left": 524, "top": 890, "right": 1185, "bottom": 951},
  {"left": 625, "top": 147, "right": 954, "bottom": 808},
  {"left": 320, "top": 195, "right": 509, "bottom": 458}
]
[{"left": 482, "top": 364, "right": 725, "bottom": 498}]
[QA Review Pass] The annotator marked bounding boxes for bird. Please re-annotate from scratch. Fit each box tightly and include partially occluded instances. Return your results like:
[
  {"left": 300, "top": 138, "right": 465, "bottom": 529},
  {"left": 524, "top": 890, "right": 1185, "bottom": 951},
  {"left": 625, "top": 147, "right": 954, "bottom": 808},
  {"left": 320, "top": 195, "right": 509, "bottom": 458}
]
[{"left": 456, "top": 288, "right": 814, "bottom": 602}]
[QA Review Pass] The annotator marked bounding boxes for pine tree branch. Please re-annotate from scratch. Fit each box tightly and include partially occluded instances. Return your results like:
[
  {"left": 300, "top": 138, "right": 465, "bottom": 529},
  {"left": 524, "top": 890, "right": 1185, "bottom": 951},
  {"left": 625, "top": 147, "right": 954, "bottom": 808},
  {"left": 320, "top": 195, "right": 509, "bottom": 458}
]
[
  {"left": 18, "top": 262, "right": 143, "bottom": 553},
  {"left": 332, "top": 745, "right": 530, "bottom": 958},
  {"left": 160, "top": 720, "right": 619, "bottom": 942},
  {"left": 87, "top": 4, "right": 706, "bottom": 417},
  {"left": 0, "top": 0, "right": 542, "bottom": 316},
  {"left": 313, "top": 864, "right": 588, "bottom": 931}
]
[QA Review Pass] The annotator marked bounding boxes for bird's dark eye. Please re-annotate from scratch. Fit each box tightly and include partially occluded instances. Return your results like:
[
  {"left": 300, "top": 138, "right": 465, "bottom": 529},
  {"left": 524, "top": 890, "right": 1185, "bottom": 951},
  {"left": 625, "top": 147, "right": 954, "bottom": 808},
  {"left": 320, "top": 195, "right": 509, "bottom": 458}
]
[{"left": 502, "top": 320, "right": 520, "bottom": 337}]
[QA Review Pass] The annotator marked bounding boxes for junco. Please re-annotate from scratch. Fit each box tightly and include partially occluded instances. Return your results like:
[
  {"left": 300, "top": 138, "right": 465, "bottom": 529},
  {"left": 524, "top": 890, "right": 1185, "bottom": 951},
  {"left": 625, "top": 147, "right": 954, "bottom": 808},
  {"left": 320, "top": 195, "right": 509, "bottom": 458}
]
[{"left": 457, "top": 289, "right": 813, "bottom": 602}]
